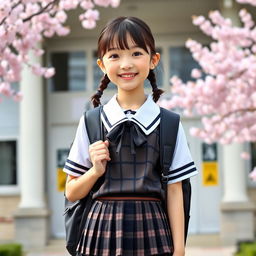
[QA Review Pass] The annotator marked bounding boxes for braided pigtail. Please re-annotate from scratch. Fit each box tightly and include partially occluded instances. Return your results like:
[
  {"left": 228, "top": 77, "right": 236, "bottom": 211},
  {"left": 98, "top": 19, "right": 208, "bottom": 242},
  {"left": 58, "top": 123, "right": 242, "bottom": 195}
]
[
  {"left": 147, "top": 69, "right": 164, "bottom": 102},
  {"left": 91, "top": 74, "right": 110, "bottom": 107}
]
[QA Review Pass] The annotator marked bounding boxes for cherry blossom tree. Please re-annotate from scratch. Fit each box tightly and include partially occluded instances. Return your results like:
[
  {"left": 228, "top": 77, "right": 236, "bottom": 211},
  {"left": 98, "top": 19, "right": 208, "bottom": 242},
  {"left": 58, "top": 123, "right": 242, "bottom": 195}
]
[
  {"left": 161, "top": 0, "right": 256, "bottom": 150},
  {"left": 0, "top": 0, "right": 120, "bottom": 102},
  {"left": 158, "top": 0, "right": 256, "bottom": 180}
]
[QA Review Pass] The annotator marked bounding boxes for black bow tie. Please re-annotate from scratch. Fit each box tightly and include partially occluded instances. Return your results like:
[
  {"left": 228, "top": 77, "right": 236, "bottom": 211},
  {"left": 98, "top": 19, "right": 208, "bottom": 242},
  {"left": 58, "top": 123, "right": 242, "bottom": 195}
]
[{"left": 106, "top": 121, "right": 147, "bottom": 154}]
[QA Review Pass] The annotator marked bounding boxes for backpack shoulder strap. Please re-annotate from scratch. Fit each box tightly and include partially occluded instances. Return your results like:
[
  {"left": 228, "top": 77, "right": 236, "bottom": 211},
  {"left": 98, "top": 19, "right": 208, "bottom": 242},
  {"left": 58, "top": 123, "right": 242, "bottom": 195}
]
[
  {"left": 159, "top": 107, "right": 191, "bottom": 244},
  {"left": 83, "top": 105, "right": 104, "bottom": 192},
  {"left": 84, "top": 106, "right": 103, "bottom": 144},
  {"left": 159, "top": 107, "right": 180, "bottom": 178}
]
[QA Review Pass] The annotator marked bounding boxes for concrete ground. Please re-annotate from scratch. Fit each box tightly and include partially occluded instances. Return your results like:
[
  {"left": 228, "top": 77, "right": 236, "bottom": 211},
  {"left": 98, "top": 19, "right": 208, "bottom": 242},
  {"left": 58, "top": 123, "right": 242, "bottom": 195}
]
[{"left": 25, "top": 234, "right": 237, "bottom": 256}]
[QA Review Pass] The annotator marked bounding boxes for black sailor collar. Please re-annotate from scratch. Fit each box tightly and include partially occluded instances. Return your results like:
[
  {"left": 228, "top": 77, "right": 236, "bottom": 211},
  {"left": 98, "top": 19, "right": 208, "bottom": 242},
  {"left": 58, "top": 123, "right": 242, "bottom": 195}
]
[{"left": 101, "top": 94, "right": 160, "bottom": 135}]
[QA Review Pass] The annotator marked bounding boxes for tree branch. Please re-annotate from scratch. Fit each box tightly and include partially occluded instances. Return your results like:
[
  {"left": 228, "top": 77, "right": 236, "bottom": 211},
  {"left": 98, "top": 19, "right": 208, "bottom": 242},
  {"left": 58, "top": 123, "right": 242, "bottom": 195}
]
[
  {"left": 0, "top": 0, "right": 22, "bottom": 26},
  {"left": 23, "top": 0, "right": 60, "bottom": 23}
]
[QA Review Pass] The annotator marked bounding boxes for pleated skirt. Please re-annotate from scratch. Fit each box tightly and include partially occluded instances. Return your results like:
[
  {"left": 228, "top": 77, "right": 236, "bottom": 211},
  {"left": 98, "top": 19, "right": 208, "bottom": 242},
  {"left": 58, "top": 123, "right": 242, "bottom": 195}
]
[{"left": 76, "top": 199, "right": 173, "bottom": 256}]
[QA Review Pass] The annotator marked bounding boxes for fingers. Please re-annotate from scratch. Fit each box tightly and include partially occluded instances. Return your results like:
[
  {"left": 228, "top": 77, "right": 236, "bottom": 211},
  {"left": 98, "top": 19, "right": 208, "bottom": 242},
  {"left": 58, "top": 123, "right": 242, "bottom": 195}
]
[
  {"left": 89, "top": 140, "right": 111, "bottom": 161},
  {"left": 104, "top": 140, "right": 109, "bottom": 147},
  {"left": 90, "top": 140, "right": 109, "bottom": 149},
  {"left": 93, "top": 154, "right": 110, "bottom": 162},
  {"left": 90, "top": 140, "right": 109, "bottom": 147}
]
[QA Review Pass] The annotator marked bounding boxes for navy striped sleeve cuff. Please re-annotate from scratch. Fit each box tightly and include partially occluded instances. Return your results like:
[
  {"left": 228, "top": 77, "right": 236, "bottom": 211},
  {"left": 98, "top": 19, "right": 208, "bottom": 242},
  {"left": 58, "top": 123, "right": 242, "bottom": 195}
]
[
  {"left": 63, "top": 159, "right": 89, "bottom": 177},
  {"left": 167, "top": 161, "right": 198, "bottom": 184}
]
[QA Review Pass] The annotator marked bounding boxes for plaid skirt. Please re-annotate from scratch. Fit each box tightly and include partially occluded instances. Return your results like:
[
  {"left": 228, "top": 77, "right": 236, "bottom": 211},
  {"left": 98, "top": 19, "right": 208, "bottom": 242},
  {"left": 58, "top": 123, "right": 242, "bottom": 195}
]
[{"left": 76, "top": 199, "right": 173, "bottom": 256}]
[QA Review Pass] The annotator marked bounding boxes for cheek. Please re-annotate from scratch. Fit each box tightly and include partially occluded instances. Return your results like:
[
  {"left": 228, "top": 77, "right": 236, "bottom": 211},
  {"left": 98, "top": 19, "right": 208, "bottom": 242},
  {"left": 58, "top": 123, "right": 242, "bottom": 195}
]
[
  {"left": 139, "top": 60, "right": 151, "bottom": 72},
  {"left": 105, "top": 63, "right": 117, "bottom": 75}
]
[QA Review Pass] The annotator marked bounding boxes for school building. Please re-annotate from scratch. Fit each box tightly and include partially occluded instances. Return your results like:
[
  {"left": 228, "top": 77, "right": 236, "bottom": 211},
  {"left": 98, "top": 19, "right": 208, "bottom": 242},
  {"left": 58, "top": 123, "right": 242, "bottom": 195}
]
[{"left": 0, "top": 0, "right": 255, "bottom": 249}]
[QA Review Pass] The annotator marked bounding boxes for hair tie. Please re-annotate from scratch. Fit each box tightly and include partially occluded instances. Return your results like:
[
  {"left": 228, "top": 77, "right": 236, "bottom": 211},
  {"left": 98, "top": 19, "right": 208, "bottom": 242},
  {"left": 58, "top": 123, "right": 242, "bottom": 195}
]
[{"left": 96, "top": 89, "right": 103, "bottom": 96}]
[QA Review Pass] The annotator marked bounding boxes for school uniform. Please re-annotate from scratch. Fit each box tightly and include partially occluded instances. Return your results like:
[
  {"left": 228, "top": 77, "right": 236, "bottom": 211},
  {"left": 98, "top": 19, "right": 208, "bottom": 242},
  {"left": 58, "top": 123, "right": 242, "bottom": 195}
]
[{"left": 63, "top": 94, "right": 198, "bottom": 256}]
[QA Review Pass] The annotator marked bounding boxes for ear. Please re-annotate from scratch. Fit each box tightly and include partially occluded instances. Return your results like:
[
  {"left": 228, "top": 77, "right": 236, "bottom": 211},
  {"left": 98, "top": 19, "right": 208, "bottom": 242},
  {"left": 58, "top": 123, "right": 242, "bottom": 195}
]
[
  {"left": 150, "top": 52, "right": 161, "bottom": 70},
  {"left": 97, "top": 59, "right": 106, "bottom": 74}
]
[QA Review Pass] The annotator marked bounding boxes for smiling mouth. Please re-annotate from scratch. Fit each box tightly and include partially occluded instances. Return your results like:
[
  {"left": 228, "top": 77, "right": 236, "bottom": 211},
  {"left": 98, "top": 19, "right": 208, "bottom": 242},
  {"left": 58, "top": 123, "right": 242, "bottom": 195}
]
[{"left": 118, "top": 73, "right": 138, "bottom": 78}]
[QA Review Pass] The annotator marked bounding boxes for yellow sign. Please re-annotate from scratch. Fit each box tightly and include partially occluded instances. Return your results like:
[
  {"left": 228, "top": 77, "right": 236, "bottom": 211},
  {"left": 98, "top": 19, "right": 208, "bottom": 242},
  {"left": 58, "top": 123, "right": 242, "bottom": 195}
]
[
  {"left": 57, "top": 168, "right": 66, "bottom": 192},
  {"left": 202, "top": 162, "right": 218, "bottom": 186}
]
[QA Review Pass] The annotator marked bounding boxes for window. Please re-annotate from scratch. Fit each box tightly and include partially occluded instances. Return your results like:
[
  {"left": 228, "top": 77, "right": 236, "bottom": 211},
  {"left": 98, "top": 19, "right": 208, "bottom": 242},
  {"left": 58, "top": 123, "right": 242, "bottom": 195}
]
[
  {"left": 250, "top": 143, "right": 256, "bottom": 170},
  {"left": 49, "top": 51, "right": 86, "bottom": 91},
  {"left": 0, "top": 141, "right": 17, "bottom": 185},
  {"left": 169, "top": 46, "right": 201, "bottom": 83}
]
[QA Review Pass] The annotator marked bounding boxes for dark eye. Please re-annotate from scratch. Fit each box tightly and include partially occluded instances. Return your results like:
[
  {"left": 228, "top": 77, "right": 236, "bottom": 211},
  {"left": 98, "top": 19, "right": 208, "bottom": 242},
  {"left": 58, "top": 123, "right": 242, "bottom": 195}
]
[
  {"left": 133, "top": 51, "right": 143, "bottom": 56},
  {"left": 109, "top": 54, "right": 119, "bottom": 59}
]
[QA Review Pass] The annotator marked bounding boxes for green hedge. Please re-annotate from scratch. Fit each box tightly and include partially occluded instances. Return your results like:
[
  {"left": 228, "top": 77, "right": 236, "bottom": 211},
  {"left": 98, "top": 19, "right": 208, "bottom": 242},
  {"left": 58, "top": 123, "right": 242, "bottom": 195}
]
[
  {"left": 235, "top": 241, "right": 256, "bottom": 256},
  {"left": 0, "top": 244, "right": 22, "bottom": 256}
]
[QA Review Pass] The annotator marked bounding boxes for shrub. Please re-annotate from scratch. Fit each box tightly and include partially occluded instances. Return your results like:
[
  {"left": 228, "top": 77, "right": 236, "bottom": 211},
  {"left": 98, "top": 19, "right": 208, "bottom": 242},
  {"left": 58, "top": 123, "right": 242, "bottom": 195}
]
[
  {"left": 0, "top": 244, "right": 22, "bottom": 256},
  {"left": 235, "top": 241, "right": 256, "bottom": 256}
]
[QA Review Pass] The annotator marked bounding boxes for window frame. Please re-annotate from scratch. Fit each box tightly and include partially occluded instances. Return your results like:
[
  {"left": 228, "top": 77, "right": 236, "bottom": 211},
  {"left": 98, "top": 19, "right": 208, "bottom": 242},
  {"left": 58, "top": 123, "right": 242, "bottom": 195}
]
[
  {"left": 47, "top": 50, "right": 88, "bottom": 93},
  {"left": 0, "top": 136, "right": 19, "bottom": 195},
  {"left": 245, "top": 142, "right": 256, "bottom": 188}
]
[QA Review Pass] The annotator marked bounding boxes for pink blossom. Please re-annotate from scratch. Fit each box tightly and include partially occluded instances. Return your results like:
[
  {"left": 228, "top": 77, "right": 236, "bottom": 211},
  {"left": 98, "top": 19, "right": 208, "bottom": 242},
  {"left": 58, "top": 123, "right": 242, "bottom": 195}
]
[
  {"left": 192, "top": 16, "right": 205, "bottom": 26},
  {"left": 81, "top": 9, "right": 99, "bottom": 29},
  {"left": 32, "top": 64, "right": 45, "bottom": 76},
  {"left": 80, "top": 1, "right": 95, "bottom": 9},
  {"left": 82, "top": 19, "right": 97, "bottom": 29},
  {"left": 13, "top": 91, "right": 23, "bottom": 102},
  {"left": 84, "top": 9, "right": 99, "bottom": 20},
  {"left": 94, "top": 0, "right": 111, "bottom": 7},
  {"left": 191, "top": 69, "right": 202, "bottom": 79},
  {"left": 110, "top": 0, "right": 120, "bottom": 7},
  {"left": 249, "top": 167, "right": 256, "bottom": 182},
  {"left": 0, "top": 82, "right": 12, "bottom": 97},
  {"left": 241, "top": 152, "right": 251, "bottom": 160},
  {"left": 56, "top": 11, "right": 68, "bottom": 23},
  {"left": 0, "top": 0, "right": 120, "bottom": 100},
  {"left": 34, "top": 48, "right": 45, "bottom": 56},
  {"left": 56, "top": 26, "right": 70, "bottom": 36},
  {"left": 237, "top": 0, "right": 256, "bottom": 6},
  {"left": 44, "top": 67, "right": 55, "bottom": 78},
  {"left": 159, "top": 0, "right": 256, "bottom": 145}
]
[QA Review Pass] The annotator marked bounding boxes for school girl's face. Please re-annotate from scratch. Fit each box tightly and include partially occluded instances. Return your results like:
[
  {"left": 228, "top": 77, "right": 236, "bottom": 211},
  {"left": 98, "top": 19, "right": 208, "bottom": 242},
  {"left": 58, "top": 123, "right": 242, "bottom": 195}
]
[{"left": 97, "top": 34, "right": 160, "bottom": 93}]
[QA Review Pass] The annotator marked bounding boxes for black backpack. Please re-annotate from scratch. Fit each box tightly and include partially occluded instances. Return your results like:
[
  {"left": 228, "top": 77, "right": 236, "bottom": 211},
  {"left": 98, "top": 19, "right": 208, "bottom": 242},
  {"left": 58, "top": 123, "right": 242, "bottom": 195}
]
[{"left": 64, "top": 106, "right": 191, "bottom": 256}]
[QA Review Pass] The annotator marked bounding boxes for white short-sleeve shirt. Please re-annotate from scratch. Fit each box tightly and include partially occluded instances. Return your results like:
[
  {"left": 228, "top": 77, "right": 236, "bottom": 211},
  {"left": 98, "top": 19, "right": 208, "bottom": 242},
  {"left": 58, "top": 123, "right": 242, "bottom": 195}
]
[
  {"left": 167, "top": 122, "right": 197, "bottom": 184},
  {"left": 63, "top": 116, "right": 92, "bottom": 177}
]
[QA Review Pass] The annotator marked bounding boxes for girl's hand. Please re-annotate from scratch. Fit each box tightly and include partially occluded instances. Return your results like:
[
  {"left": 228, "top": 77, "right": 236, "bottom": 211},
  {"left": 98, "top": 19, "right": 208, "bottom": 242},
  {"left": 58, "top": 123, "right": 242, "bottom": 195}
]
[{"left": 89, "top": 140, "right": 110, "bottom": 177}]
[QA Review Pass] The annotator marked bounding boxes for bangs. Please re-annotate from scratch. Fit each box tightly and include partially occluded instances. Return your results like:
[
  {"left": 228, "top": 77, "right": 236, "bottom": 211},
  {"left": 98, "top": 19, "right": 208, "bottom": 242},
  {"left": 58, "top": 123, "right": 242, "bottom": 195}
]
[{"left": 98, "top": 17, "right": 156, "bottom": 58}]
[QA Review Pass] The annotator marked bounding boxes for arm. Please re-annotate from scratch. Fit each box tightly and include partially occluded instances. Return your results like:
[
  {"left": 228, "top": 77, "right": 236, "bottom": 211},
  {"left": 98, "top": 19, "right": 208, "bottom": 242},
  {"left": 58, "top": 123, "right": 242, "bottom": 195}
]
[
  {"left": 167, "top": 181, "right": 185, "bottom": 256},
  {"left": 65, "top": 140, "right": 110, "bottom": 202}
]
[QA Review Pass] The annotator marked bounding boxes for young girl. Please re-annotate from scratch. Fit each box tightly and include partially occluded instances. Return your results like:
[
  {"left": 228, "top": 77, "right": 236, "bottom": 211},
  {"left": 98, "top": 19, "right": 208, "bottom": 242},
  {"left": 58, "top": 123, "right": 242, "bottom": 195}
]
[{"left": 64, "top": 16, "right": 197, "bottom": 256}]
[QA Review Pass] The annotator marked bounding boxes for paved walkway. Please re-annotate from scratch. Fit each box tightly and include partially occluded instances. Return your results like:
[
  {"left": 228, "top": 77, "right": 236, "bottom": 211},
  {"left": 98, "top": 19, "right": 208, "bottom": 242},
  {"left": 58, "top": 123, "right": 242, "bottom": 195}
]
[{"left": 25, "top": 236, "right": 237, "bottom": 256}]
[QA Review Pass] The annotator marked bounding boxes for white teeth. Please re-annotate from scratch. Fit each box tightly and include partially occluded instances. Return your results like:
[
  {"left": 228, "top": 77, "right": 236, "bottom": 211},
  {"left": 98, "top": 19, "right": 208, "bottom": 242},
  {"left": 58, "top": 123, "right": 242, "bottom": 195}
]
[{"left": 120, "top": 74, "right": 135, "bottom": 77}]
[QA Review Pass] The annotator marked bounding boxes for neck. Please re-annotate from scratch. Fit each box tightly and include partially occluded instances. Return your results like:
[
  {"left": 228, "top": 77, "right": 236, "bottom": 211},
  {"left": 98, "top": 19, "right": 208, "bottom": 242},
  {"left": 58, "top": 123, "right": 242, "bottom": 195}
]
[{"left": 116, "top": 89, "right": 147, "bottom": 110}]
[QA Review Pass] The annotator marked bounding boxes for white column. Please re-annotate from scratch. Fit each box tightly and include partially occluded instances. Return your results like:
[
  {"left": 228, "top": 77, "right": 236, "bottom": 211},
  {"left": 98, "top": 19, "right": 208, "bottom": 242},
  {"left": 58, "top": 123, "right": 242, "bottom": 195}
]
[
  {"left": 222, "top": 143, "right": 249, "bottom": 202},
  {"left": 220, "top": 0, "right": 240, "bottom": 24},
  {"left": 19, "top": 49, "right": 45, "bottom": 208}
]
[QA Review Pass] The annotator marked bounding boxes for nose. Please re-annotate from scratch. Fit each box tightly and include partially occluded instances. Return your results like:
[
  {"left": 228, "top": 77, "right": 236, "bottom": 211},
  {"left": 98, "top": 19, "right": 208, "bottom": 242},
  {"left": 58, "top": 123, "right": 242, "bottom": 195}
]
[{"left": 120, "top": 57, "right": 133, "bottom": 70}]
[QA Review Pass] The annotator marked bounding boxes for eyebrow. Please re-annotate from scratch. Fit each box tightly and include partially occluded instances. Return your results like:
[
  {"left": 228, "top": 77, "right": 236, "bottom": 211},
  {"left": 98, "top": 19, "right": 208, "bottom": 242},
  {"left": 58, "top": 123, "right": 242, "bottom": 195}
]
[{"left": 107, "top": 45, "right": 140, "bottom": 52}]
